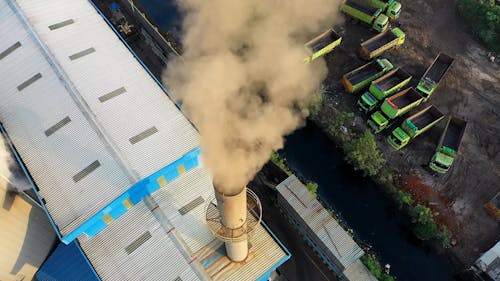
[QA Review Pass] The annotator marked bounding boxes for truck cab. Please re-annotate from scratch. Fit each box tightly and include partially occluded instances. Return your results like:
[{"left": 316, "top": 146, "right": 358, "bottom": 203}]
[
  {"left": 358, "top": 92, "right": 378, "bottom": 113},
  {"left": 386, "top": 1, "right": 402, "bottom": 21},
  {"left": 387, "top": 127, "right": 409, "bottom": 149},
  {"left": 429, "top": 148, "right": 455, "bottom": 173},
  {"left": 373, "top": 14, "right": 389, "bottom": 33},
  {"left": 367, "top": 111, "right": 389, "bottom": 133}
]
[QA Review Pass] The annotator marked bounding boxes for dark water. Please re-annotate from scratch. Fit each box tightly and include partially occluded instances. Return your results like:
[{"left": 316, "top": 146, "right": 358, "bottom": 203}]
[
  {"left": 281, "top": 122, "right": 457, "bottom": 281},
  {"left": 134, "top": 0, "right": 182, "bottom": 39}
]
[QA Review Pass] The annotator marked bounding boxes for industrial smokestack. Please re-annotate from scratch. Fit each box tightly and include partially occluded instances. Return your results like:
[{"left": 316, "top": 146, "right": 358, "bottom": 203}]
[{"left": 206, "top": 185, "right": 262, "bottom": 262}]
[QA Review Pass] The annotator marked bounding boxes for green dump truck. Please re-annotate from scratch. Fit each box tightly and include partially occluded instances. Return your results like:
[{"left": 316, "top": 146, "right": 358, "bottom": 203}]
[
  {"left": 304, "top": 29, "right": 342, "bottom": 63},
  {"left": 366, "top": 0, "right": 402, "bottom": 21},
  {"left": 387, "top": 105, "right": 445, "bottom": 150},
  {"left": 429, "top": 116, "right": 467, "bottom": 173},
  {"left": 342, "top": 58, "right": 393, "bottom": 93},
  {"left": 340, "top": 0, "right": 389, "bottom": 33},
  {"left": 359, "top": 27, "right": 405, "bottom": 60},
  {"left": 416, "top": 52, "right": 454, "bottom": 99},
  {"left": 357, "top": 67, "right": 412, "bottom": 113},
  {"left": 367, "top": 88, "right": 424, "bottom": 133}
]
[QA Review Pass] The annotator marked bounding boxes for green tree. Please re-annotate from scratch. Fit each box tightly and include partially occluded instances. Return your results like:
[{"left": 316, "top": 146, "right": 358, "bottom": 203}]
[
  {"left": 394, "top": 190, "right": 414, "bottom": 209},
  {"left": 343, "top": 130, "right": 386, "bottom": 177},
  {"left": 409, "top": 205, "right": 438, "bottom": 240},
  {"left": 329, "top": 111, "right": 354, "bottom": 140},
  {"left": 308, "top": 90, "right": 323, "bottom": 120},
  {"left": 361, "top": 256, "right": 382, "bottom": 278},
  {"left": 459, "top": 0, "right": 500, "bottom": 52}
]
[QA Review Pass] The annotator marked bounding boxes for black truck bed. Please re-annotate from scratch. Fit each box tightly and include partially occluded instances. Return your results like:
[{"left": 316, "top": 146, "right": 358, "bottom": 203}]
[
  {"left": 346, "top": 0, "right": 379, "bottom": 15},
  {"left": 442, "top": 117, "right": 466, "bottom": 150},
  {"left": 306, "top": 30, "right": 341, "bottom": 52},
  {"left": 391, "top": 88, "right": 422, "bottom": 108},
  {"left": 376, "top": 68, "right": 410, "bottom": 91},
  {"left": 346, "top": 61, "right": 381, "bottom": 84},
  {"left": 424, "top": 53, "right": 454, "bottom": 82},
  {"left": 363, "top": 31, "right": 397, "bottom": 52},
  {"left": 410, "top": 106, "right": 442, "bottom": 128}
]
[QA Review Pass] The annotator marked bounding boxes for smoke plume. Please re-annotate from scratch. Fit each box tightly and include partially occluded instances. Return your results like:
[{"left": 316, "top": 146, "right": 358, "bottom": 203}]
[
  {"left": 165, "top": 0, "right": 341, "bottom": 195},
  {"left": 0, "top": 136, "right": 30, "bottom": 192}
]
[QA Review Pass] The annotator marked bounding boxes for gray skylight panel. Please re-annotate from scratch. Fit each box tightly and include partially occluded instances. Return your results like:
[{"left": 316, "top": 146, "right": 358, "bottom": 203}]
[
  {"left": 129, "top": 127, "right": 158, "bottom": 145},
  {"left": 0, "top": 41, "right": 21, "bottom": 60},
  {"left": 44, "top": 116, "right": 71, "bottom": 137},
  {"left": 125, "top": 231, "right": 152, "bottom": 255},
  {"left": 17, "top": 73, "right": 42, "bottom": 91},
  {"left": 69, "top": 47, "right": 95, "bottom": 60},
  {"left": 48, "top": 19, "right": 75, "bottom": 30},
  {"left": 98, "top": 87, "right": 127, "bottom": 102},
  {"left": 73, "top": 160, "right": 101, "bottom": 182}
]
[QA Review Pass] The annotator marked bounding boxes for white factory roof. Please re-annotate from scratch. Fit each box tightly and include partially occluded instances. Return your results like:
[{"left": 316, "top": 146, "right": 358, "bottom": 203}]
[
  {"left": 0, "top": 0, "right": 198, "bottom": 235},
  {"left": 0, "top": 0, "right": 287, "bottom": 280}
]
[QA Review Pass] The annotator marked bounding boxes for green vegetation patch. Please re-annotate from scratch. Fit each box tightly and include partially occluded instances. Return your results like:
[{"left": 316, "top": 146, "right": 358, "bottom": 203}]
[
  {"left": 343, "top": 130, "right": 386, "bottom": 177},
  {"left": 361, "top": 255, "right": 395, "bottom": 281},
  {"left": 458, "top": 0, "right": 500, "bottom": 53}
]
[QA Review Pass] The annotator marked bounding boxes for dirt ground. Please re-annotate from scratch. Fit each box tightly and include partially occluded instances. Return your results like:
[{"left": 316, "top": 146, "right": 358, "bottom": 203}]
[{"left": 317, "top": 0, "right": 499, "bottom": 266}]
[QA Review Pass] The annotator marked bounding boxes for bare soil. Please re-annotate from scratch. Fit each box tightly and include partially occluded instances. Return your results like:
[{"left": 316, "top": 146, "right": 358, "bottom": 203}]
[{"left": 318, "top": 0, "right": 500, "bottom": 266}]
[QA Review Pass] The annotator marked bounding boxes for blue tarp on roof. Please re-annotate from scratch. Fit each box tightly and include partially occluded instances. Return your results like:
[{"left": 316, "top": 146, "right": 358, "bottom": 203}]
[{"left": 36, "top": 241, "right": 100, "bottom": 281}]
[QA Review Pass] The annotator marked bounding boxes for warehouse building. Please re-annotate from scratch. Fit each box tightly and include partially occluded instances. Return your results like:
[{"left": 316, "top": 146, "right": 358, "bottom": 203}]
[
  {"left": 276, "top": 175, "right": 376, "bottom": 281},
  {"left": 0, "top": 0, "right": 289, "bottom": 280}
]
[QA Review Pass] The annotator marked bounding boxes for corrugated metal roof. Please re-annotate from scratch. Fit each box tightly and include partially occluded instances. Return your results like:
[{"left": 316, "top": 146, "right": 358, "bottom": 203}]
[
  {"left": 79, "top": 201, "right": 201, "bottom": 281},
  {"left": 0, "top": 0, "right": 134, "bottom": 236},
  {"left": 276, "top": 175, "right": 364, "bottom": 269}
]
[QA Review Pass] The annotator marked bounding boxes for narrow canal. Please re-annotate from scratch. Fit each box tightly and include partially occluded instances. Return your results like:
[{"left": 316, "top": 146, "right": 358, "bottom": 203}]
[
  {"left": 280, "top": 122, "right": 457, "bottom": 281},
  {"left": 133, "top": 2, "right": 458, "bottom": 280}
]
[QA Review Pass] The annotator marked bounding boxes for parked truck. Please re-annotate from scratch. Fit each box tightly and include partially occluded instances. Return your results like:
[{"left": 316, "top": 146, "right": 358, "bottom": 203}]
[
  {"left": 366, "top": 0, "right": 402, "bottom": 21},
  {"left": 387, "top": 105, "right": 445, "bottom": 150},
  {"left": 359, "top": 27, "right": 406, "bottom": 60},
  {"left": 357, "top": 67, "right": 412, "bottom": 113},
  {"left": 416, "top": 52, "right": 454, "bottom": 99},
  {"left": 340, "top": 0, "right": 389, "bottom": 33},
  {"left": 342, "top": 58, "right": 394, "bottom": 93},
  {"left": 304, "top": 29, "right": 342, "bottom": 63},
  {"left": 367, "top": 88, "right": 425, "bottom": 133},
  {"left": 429, "top": 116, "right": 467, "bottom": 173}
]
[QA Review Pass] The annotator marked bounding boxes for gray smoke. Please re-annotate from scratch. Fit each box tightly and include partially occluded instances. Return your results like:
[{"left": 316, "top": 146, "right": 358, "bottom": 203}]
[
  {"left": 0, "top": 136, "right": 30, "bottom": 192},
  {"left": 164, "top": 0, "right": 341, "bottom": 195}
]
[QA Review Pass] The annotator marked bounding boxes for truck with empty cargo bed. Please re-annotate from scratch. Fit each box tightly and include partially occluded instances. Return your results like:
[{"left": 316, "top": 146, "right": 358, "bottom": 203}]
[
  {"left": 342, "top": 58, "right": 393, "bottom": 93},
  {"left": 387, "top": 105, "right": 445, "bottom": 150},
  {"left": 417, "top": 52, "right": 454, "bottom": 99},
  {"left": 304, "top": 29, "right": 342, "bottom": 63},
  {"left": 359, "top": 27, "right": 405, "bottom": 60},
  {"left": 340, "top": 0, "right": 389, "bottom": 32},
  {"left": 429, "top": 116, "right": 467, "bottom": 173},
  {"left": 357, "top": 67, "right": 412, "bottom": 113},
  {"left": 367, "top": 88, "right": 425, "bottom": 133}
]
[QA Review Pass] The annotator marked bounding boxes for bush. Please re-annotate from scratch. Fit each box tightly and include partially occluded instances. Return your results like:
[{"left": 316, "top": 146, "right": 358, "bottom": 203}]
[
  {"left": 329, "top": 111, "right": 354, "bottom": 140},
  {"left": 309, "top": 90, "right": 324, "bottom": 120},
  {"left": 343, "top": 130, "right": 386, "bottom": 177},
  {"left": 270, "top": 151, "right": 292, "bottom": 176},
  {"left": 394, "top": 190, "right": 414, "bottom": 209},
  {"left": 305, "top": 182, "right": 318, "bottom": 196},
  {"left": 361, "top": 255, "right": 395, "bottom": 281},
  {"left": 458, "top": 0, "right": 500, "bottom": 53},
  {"left": 437, "top": 225, "right": 453, "bottom": 248},
  {"left": 409, "top": 205, "right": 438, "bottom": 240}
]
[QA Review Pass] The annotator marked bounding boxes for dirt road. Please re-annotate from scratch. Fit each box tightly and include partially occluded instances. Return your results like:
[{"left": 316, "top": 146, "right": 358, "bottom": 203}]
[{"left": 319, "top": 0, "right": 499, "bottom": 265}]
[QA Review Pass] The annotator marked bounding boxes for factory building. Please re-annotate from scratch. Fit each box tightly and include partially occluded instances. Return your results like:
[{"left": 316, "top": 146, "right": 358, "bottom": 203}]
[{"left": 0, "top": 0, "right": 289, "bottom": 280}]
